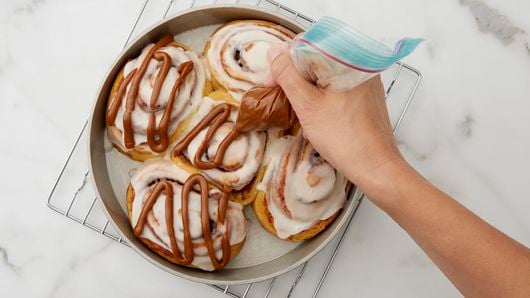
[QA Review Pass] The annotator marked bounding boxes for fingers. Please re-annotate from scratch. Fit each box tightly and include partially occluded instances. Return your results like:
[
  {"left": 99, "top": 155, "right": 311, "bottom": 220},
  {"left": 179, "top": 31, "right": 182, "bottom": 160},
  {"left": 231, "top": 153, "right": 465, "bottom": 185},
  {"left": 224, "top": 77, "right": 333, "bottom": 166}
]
[
  {"left": 263, "top": 43, "right": 287, "bottom": 87},
  {"left": 265, "top": 43, "right": 322, "bottom": 106}
]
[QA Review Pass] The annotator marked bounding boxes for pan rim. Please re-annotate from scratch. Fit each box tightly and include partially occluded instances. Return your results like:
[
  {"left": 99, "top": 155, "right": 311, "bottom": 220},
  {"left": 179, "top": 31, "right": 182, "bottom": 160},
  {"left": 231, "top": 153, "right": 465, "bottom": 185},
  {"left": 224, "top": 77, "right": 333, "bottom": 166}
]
[{"left": 88, "top": 4, "right": 359, "bottom": 285}]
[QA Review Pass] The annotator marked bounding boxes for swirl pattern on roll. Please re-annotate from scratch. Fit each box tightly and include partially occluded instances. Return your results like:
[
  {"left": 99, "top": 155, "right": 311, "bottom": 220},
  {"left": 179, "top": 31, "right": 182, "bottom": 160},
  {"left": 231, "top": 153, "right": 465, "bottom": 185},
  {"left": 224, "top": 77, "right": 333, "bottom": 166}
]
[
  {"left": 107, "top": 36, "right": 206, "bottom": 157},
  {"left": 205, "top": 20, "right": 295, "bottom": 101},
  {"left": 172, "top": 96, "right": 266, "bottom": 191},
  {"left": 128, "top": 161, "right": 247, "bottom": 271},
  {"left": 257, "top": 132, "right": 348, "bottom": 239}
]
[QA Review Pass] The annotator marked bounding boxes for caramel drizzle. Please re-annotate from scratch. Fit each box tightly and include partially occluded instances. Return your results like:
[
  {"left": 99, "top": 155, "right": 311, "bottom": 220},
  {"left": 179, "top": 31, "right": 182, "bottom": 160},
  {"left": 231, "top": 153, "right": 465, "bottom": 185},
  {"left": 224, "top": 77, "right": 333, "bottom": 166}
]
[
  {"left": 172, "top": 103, "right": 240, "bottom": 170},
  {"left": 106, "top": 35, "right": 194, "bottom": 153},
  {"left": 133, "top": 174, "right": 231, "bottom": 270}
]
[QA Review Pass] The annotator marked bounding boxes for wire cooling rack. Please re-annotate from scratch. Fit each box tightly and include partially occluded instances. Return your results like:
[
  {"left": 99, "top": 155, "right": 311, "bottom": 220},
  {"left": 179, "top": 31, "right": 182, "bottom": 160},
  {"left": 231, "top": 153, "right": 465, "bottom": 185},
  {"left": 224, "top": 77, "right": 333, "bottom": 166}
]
[{"left": 47, "top": 0, "right": 422, "bottom": 297}]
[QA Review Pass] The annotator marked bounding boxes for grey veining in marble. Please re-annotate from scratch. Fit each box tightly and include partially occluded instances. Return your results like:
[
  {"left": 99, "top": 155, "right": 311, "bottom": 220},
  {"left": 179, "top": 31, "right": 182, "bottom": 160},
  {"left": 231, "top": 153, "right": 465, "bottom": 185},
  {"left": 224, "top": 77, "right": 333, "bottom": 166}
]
[
  {"left": 12, "top": 0, "right": 47, "bottom": 15},
  {"left": 0, "top": 246, "right": 19, "bottom": 273},
  {"left": 457, "top": 114, "right": 474, "bottom": 138},
  {"left": 460, "top": 0, "right": 528, "bottom": 53},
  {"left": 48, "top": 242, "right": 112, "bottom": 298},
  {"left": 461, "top": 0, "right": 521, "bottom": 44}
]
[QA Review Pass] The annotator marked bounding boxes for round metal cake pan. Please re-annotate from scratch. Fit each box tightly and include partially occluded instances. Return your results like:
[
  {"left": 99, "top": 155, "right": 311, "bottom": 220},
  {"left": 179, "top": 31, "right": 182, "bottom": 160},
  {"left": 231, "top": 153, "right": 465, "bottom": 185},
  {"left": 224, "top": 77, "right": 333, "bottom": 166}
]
[{"left": 88, "top": 4, "right": 360, "bottom": 285}]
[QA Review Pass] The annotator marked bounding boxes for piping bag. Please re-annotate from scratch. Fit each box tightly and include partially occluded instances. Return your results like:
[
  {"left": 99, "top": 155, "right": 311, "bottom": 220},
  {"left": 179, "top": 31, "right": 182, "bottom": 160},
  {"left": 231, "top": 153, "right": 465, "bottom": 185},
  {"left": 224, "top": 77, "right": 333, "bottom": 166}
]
[{"left": 235, "top": 16, "right": 423, "bottom": 132}]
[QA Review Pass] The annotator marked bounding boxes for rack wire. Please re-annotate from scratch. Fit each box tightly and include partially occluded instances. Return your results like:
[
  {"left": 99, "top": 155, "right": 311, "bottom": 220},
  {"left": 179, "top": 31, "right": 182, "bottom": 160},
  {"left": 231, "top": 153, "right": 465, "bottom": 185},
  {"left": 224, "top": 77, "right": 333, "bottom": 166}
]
[{"left": 47, "top": 0, "right": 422, "bottom": 297}]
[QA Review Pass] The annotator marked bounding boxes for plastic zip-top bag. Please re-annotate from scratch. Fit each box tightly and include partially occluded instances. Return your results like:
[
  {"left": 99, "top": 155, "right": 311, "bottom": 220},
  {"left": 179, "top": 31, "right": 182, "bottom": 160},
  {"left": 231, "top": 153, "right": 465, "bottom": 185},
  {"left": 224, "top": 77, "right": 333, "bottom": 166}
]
[{"left": 291, "top": 16, "right": 423, "bottom": 91}]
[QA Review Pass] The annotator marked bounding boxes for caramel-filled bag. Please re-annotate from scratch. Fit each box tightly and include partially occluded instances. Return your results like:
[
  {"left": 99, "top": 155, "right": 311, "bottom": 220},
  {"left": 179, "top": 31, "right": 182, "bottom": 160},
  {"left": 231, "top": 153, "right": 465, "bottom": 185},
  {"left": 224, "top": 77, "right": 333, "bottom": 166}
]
[
  {"left": 235, "top": 86, "right": 296, "bottom": 132},
  {"left": 237, "top": 17, "right": 422, "bottom": 130}
]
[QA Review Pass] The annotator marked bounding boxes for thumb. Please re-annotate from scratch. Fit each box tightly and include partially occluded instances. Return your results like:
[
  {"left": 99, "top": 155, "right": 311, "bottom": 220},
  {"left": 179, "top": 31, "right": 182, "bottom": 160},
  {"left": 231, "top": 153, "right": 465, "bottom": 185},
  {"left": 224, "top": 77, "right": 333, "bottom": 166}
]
[{"left": 264, "top": 43, "right": 321, "bottom": 106}]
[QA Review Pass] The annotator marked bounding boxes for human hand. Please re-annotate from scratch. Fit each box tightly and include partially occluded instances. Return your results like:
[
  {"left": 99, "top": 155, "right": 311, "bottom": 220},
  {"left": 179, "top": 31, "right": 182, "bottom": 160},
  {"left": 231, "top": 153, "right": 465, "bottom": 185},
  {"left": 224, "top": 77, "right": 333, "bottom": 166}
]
[
  {"left": 265, "top": 43, "right": 406, "bottom": 189},
  {"left": 265, "top": 46, "right": 530, "bottom": 298}
]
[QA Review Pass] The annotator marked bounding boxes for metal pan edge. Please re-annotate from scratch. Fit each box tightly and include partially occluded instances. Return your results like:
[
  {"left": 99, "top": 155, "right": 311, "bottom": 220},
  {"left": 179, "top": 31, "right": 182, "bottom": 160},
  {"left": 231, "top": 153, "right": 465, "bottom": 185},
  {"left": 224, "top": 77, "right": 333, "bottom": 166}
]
[{"left": 88, "top": 4, "right": 359, "bottom": 285}]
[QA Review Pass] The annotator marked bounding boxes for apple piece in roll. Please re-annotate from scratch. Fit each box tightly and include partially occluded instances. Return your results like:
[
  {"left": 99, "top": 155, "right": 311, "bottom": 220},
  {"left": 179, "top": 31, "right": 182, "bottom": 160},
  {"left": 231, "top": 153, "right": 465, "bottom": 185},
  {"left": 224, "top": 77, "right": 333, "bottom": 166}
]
[
  {"left": 253, "top": 131, "right": 349, "bottom": 241},
  {"left": 205, "top": 20, "right": 295, "bottom": 102},
  {"left": 106, "top": 36, "right": 209, "bottom": 161},
  {"left": 127, "top": 161, "right": 247, "bottom": 271}
]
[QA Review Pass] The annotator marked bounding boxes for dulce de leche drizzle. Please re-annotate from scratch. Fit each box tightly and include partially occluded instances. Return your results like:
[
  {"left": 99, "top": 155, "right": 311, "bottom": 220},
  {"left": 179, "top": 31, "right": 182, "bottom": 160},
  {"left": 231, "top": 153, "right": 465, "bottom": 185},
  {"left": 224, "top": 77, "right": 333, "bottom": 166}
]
[
  {"left": 133, "top": 174, "right": 231, "bottom": 270},
  {"left": 172, "top": 86, "right": 295, "bottom": 171},
  {"left": 106, "top": 35, "right": 194, "bottom": 153},
  {"left": 172, "top": 103, "right": 240, "bottom": 170}
]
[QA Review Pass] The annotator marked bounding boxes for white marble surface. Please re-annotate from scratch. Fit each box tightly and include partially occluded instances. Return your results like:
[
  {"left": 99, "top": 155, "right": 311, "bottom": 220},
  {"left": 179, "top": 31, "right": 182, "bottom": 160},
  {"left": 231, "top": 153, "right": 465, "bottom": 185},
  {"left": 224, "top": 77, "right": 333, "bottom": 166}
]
[{"left": 1, "top": 0, "right": 529, "bottom": 297}]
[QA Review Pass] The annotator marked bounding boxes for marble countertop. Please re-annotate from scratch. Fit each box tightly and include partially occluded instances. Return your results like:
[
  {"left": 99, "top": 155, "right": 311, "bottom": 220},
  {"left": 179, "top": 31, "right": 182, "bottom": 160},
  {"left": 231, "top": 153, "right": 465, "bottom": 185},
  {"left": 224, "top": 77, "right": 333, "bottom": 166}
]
[{"left": 1, "top": 0, "right": 529, "bottom": 297}]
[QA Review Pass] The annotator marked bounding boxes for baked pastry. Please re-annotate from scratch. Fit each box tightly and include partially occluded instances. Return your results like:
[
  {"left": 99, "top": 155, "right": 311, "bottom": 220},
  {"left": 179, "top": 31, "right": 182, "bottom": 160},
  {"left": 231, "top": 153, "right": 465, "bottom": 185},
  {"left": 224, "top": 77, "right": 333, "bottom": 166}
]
[
  {"left": 253, "top": 131, "right": 349, "bottom": 241},
  {"left": 118, "top": 20, "right": 350, "bottom": 273},
  {"left": 204, "top": 20, "right": 295, "bottom": 101},
  {"left": 171, "top": 91, "right": 266, "bottom": 205},
  {"left": 106, "top": 35, "right": 209, "bottom": 161},
  {"left": 127, "top": 161, "right": 247, "bottom": 271}
]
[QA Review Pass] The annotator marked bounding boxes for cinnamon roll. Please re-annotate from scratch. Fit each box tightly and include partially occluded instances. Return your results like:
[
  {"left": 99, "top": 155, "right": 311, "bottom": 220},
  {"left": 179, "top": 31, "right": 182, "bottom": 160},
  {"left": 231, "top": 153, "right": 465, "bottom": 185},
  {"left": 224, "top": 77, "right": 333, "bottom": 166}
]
[
  {"left": 171, "top": 91, "right": 266, "bottom": 205},
  {"left": 127, "top": 161, "right": 247, "bottom": 271},
  {"left": 106, "top": 36, "right": 209, "bottom": 161},
  {"left": 205, "top": 20, "right": 295, "bottom": 102},
  {"left": 253, "top": 132, "right": 349, "bottom": 241}
]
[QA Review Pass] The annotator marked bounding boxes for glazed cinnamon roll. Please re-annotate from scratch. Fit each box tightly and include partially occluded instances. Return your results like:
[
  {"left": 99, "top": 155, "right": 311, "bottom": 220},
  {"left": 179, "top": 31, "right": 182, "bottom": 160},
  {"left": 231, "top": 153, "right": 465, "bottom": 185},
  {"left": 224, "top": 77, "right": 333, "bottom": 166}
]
[
  {"left": 106, "top": 36, "right": 208, "bottom": 161},
  {"left": 253, "top": 132, "right": 349, "bottom": 240},
  {"left": 171, "top": 91, "right": 266, "bottom": 205},
  {"left": 127, "top": 161, "right": 247, "bottom": 271},
  {"left": 205, "top": 20, "right": 295, "bottom": 101}
]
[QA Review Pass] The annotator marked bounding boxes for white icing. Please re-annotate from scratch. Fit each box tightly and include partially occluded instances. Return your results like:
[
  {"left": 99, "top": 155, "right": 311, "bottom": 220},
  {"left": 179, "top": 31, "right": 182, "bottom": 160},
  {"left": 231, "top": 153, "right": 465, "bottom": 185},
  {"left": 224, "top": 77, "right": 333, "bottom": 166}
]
[
  {"left": 113, "top": 42, "right": 206, "bottom": 154},
  {"left": 179, "top": 97, "right": 266, "bottom": 190},
  {"left": 257, "top": 132, "right": 347, "bottom": 239},
  {"left": 206, "top": 22, "right": 293, "bottom": 101},
  {"left": 130, "top": 161, "right": 247, "bottom": 271},
  {"left": 292, "top": 156, "right": 336, "bottom": 203}
]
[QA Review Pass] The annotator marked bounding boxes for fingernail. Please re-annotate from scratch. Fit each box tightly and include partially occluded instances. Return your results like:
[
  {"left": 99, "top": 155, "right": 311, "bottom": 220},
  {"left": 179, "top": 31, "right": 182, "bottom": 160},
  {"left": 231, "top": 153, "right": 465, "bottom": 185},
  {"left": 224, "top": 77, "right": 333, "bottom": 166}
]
[{"left": 267, "top": 42, "right": 286, "bottom": 63}]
